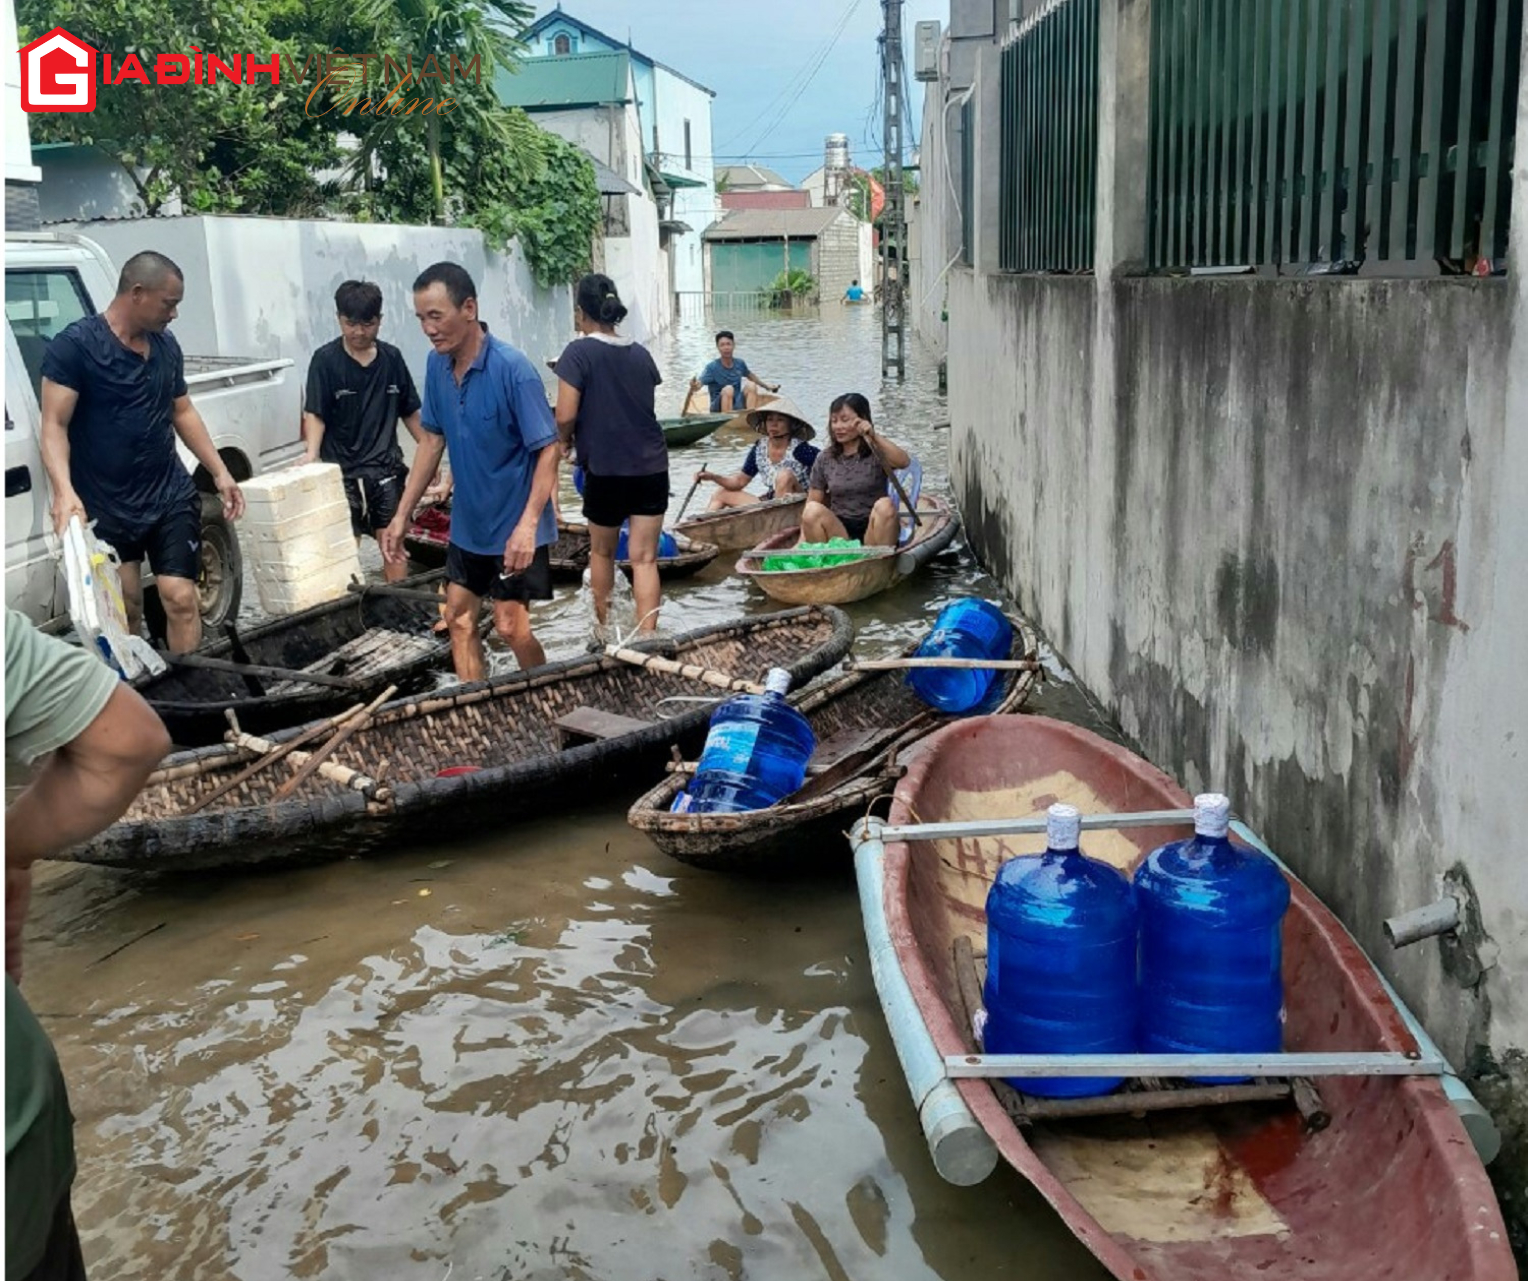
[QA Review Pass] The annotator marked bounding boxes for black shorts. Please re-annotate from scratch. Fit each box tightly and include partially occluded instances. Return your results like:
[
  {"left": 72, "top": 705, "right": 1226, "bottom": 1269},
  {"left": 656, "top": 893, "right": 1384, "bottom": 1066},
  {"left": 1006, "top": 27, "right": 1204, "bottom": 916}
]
[
  {"left": 94, "top": 489, "right": 202, "bottom": 581},
  {"left": 344, "top": 465, "right": 408, "bottom": 537},
  {"left": 445, "top": 542, "right": 553, "bottom": 604},
  {"left": 581, "top": 470, "right": 670, "bottom": 529},
  {"left": 841, "top": 515, "right": 870, "bottom": 543}
]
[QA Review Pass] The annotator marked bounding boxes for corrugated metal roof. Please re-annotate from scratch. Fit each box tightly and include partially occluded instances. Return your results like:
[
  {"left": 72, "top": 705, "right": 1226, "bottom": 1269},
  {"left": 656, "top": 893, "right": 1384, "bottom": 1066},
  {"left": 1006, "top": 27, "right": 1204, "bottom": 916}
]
[
  {"left": 584, "top": 152, "right": 640, "bottom": 196},
  {"left": 716, "top": 164, "right": 793, "bottom": 191},
  {"left": 494, "top": 50, "right": 631, "bottom": 110},
  {"left": 721, "top": 190, "right": 813, "bottom": 211},
  {"left": 703, "top": 207, "right": 846, "bottom": 241}
]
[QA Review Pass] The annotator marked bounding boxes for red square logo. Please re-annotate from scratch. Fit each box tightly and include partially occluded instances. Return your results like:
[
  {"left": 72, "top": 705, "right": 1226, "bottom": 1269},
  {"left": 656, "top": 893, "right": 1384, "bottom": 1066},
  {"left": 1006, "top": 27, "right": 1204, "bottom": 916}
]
[{"left": 19, "top": 27, "right": 97, "bottom": 113}]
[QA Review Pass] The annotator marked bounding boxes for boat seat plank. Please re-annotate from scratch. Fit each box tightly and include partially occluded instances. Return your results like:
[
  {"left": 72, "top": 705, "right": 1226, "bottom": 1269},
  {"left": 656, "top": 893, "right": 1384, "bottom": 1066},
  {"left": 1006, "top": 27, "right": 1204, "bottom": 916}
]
[
  {"left": 555, "top": 706, "right": 656, "bottom": 746},
  {"left": 806, "top": 727, "right": 882, "bottom": 774}
]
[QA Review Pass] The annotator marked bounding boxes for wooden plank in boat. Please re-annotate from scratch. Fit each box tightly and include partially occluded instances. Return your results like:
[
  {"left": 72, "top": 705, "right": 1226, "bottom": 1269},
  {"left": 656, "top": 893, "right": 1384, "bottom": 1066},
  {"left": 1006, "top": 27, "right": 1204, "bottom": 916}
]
[{"left": 555, "top": 706, "right": 656, "bottom": 746}]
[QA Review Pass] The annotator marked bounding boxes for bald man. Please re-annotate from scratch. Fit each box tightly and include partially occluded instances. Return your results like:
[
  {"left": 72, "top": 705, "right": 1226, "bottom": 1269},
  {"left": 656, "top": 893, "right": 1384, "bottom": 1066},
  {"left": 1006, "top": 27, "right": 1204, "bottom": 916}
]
[{"left": 40, "top": 251, "right": 244, "bottom": 654}]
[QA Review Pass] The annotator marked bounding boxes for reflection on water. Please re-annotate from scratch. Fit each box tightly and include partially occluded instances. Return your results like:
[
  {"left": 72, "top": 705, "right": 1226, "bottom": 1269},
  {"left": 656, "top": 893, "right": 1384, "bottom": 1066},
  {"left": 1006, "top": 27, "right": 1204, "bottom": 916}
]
[{"left": 26, "top": 313, "right": 1113, "bottom": 1280}]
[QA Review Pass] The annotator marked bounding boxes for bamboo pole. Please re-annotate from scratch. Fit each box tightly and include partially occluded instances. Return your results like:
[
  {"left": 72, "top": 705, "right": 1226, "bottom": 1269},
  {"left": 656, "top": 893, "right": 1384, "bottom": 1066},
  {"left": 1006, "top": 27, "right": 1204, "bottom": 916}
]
[
  {"left": 225, "top": 732, "right": 386, "bottom": 799},
  {"left": 848, "top": 657, "right": 1042, "bottom": 673},
  {"left": 159, "top": 650, "right": 365, "bottom": 691},
  {"left": 146, "top": 752, "right": 253, "bottom": 786},
  {"left": 604, "top": 645, "right": 766, "bottom": 695},
  {"left": 187, "top": 703, "right": 366, "bottom": 815},
  {"left": 272, "top": 685, "right": 397, "bottom": 802}
]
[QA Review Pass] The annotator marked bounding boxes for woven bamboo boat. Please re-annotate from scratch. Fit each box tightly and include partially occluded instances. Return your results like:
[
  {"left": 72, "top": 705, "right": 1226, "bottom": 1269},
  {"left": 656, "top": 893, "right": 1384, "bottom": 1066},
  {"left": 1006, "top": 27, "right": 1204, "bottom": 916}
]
[
  {"left": 681, "top": 388, "right": 777, "bottom": 419},
  {"left": 736, "top": 496, "right": 959, "bottom": 606},
  {"left": 131, "top": 570, "right": 458, "bottom": 748},
  {"left": 661, "top": 414, "right": 732, "bottom": 447},
  {"left": 406, "top": 509, "right": 719, "bottom": 580},
  {"left": 547, "top": 522, "right": 720, "bottom": 582},
  {"left": 672, "top": 494, "right": 807, "bottom": 553},
  {"left": 627, "top": 615, "right": 1040, "bottom": 872},
  {"left": 68, "top": 607, "right": 855, "bottom": 872},
  {"left": 854, "top": 715, "right": 1516, "bottom": 1281}
]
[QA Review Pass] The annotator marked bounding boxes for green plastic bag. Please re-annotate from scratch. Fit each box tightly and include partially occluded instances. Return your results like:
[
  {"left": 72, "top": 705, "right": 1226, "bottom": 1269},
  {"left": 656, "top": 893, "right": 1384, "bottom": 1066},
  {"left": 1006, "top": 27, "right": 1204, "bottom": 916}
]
[{"left": 761, "top": 538, "right": 875, "bottom": 572}]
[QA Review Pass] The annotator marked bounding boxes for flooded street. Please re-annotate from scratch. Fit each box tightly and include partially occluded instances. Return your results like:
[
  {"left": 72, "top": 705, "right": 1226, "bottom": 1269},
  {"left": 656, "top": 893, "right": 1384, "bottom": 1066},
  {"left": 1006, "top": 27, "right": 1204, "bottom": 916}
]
[{"left": 22, "top": 309, "right": 1115, "bottom": 1280}]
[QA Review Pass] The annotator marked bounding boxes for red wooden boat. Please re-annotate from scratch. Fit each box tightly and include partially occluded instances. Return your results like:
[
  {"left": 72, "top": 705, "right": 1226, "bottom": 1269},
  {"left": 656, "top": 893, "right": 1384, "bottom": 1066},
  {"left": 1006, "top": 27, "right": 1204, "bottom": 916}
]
[{"left": 856, "top": 715, "right": 1515, "bottom": 1281}]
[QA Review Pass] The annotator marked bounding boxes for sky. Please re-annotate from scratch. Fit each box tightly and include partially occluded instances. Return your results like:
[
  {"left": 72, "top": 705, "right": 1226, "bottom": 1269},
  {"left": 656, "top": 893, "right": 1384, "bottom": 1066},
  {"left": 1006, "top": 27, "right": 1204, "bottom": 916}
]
[{"left": 529, "top": 0, "right": 948, "bottom": 185}]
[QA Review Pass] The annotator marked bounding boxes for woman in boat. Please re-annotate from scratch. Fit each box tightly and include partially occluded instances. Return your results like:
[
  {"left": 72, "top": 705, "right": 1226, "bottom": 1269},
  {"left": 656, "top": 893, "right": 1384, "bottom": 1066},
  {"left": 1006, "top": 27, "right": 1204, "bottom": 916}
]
[
  {"left": 554, "top": 274, "right": 670, "bottom": 642},
  {"left": 801, "top": 393, "right": 911, "bottom": 548},
  {"left": 694, "top": 398, "right": 820, "bottom": 512}
]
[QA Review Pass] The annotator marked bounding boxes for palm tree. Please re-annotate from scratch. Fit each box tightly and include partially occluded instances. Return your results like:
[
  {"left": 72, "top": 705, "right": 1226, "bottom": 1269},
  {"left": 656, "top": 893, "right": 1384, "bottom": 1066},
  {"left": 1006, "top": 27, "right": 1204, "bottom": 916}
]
[{"left": 346, "top": 0, "right": 536, "bottom": 222}]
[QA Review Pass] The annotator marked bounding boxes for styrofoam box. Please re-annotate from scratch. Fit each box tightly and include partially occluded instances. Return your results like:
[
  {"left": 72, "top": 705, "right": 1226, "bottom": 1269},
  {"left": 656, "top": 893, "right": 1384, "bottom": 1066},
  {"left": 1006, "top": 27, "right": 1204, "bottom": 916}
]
[
  {"left": 241, "top": 496, "right": 354, "bottom": 538},
  {"left": 252, "top": 553, "right": 362, "bottom": 616},
  {"left": 242, "top": 520, "right": 359, "bottom": 568},
  {"left": 241, "top": 462, "right": 349, "bottom": 521}
]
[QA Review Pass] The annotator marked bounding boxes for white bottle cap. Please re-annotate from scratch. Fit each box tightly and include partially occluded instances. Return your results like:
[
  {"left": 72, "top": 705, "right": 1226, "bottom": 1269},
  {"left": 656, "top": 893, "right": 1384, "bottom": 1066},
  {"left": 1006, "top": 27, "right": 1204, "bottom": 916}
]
[
  {"left": 764, "top": 668, "right": 792, "bottom": 696},
  {"left": 1194, "top": 793, "right": 1231, "bottom": 838},
  {"left": 1046, "top": 803, "right": 1081, "bottom": 850}
]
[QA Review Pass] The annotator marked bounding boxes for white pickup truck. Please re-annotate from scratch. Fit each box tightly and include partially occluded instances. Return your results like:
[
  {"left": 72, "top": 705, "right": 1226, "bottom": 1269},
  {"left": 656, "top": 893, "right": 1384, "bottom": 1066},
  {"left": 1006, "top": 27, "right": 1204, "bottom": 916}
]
[{"left": 4, "top": 230, "right": 302, "bottom": 634}]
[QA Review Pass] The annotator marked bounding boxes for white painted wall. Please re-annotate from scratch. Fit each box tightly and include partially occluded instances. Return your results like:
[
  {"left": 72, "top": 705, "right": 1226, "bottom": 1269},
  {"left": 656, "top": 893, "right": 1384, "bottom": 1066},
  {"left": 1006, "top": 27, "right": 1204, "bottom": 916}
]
[
  {"left": 3, "top": 0, "right": 39, "bottom": 183},
  {"left": 74, "top": 215, "right": 573, "bottom": 391},
  {"left": 650, "top": 69, "right": 715, "bottom": 297}
]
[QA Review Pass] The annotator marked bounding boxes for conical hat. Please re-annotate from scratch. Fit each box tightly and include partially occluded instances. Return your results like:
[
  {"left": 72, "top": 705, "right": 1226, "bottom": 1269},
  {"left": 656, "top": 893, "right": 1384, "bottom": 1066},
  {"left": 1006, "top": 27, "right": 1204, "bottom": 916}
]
[{"left": 745, "top": 395, "right": 816, "bottom": 442}]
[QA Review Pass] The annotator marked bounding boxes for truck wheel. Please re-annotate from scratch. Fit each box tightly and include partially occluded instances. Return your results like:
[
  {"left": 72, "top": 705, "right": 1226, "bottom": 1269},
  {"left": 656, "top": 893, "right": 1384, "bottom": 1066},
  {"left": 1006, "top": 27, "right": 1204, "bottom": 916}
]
[{"left": 197, "top": 494, "right": 243, "bottom": 629}]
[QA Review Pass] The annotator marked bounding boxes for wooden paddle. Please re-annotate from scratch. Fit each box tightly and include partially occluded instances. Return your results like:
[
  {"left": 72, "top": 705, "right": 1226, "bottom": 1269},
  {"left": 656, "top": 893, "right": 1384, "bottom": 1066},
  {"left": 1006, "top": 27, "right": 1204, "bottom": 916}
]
[
  {"left": 188, "top": 702, "right": 367, "bottom": 814},
  {"left": 160, "top": 650, "right": 366, "bottom": 692},
  {"left": 604, "top": 645, "right": 767, "bottom": 695},
  {"left": 675, "top": 473, "right": 704, "bottom": 522},
  {"left": 271, "top": 684, "right": 397, "bottom": 802},
  {"left": 861, "top": 428, "right": 922, "bottom": 530}
]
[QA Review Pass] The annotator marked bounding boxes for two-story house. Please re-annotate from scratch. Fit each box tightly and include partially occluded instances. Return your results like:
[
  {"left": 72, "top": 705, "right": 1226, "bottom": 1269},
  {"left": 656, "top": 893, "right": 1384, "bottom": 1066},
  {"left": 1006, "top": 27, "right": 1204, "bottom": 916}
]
[{"left": 512, "top": 8, "right": 717, "bottom": 323}]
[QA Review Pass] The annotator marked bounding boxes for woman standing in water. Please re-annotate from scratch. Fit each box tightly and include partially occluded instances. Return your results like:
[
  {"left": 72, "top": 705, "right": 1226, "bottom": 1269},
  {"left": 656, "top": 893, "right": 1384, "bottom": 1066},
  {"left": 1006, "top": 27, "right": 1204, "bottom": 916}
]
[
  {"left": 554, "top": 275, "right": 670, "bottom": 643},
  {"left": 801, "top": 392, "right": 911, "bottom": 548}
]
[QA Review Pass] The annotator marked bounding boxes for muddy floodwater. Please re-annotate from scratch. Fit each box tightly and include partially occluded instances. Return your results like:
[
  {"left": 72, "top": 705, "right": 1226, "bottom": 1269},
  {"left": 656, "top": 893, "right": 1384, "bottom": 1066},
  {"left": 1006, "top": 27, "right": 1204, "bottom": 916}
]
[{"left": 21, "top": 309, "right": 1115, "bottom": 1280}]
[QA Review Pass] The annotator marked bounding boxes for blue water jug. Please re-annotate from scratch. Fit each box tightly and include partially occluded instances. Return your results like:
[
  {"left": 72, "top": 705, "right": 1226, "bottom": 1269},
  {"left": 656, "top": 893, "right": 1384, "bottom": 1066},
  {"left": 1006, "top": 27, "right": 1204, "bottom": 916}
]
[
  {"left": 683, "top": 668, "right": 816, "bottom": 814},
  {"left": 572, "top": 464, "right": 586, "bottom": 495},
  {"left": 1134, "top": 793, "right": 1291, "bottom": 1083},
  {"left": 907, "top": 599, "right": 1014, "bottom": 715},
  {"left": 983, "top": 804, "right": 1137, "bottom": 1098},
  {"left": 616, "top": 524, "right": 678, "bottom": 561}
]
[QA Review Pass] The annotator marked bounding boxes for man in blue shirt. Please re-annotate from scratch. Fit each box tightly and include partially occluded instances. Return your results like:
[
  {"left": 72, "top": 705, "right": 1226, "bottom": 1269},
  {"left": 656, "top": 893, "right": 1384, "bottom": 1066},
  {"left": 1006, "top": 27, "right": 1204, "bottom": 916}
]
[
  {"left": 688, "top": 331, "right": 779, "bottom": 413},
  {"left": 380, "top": 263, "right": 558, "bottom": 681},
  {"left": 842, "top": 279, "right": 866, "bottom": 304}
]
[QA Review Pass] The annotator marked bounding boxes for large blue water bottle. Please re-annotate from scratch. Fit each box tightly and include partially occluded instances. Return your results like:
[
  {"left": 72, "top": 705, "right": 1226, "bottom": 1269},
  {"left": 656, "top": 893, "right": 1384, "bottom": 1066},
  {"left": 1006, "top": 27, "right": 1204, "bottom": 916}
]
[
  {"left": 907, "top": 599, "right": 1014, "bottom": 715},
  {"left": 616, "top": 523, "right": 678, "bottom": 560},
  {"left": 982, "top": 803, "right": 1138, "bottom": 1097},
  {"left": 682, "top": 668, "right": 816, "bottom": 814},
  {"left": 1134, "top": 793, "right": 1291, "bottom": 1083}
]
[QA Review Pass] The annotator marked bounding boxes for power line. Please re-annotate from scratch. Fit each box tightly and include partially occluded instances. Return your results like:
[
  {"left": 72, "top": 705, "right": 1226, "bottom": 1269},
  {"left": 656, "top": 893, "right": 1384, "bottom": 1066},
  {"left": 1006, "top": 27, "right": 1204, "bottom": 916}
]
[{"left": 739, "top": 0, "right": 866, "bottom": 157}]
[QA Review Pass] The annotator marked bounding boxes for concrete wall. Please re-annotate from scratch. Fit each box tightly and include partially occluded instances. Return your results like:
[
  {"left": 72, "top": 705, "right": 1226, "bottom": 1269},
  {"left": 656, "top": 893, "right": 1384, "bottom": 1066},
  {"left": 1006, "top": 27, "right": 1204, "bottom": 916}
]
[
  {"left": 649, "top": 67, "right": 715, "bottom": 298},
  {"left": 74, "top": 215, "right": 573, "bottom": 392},
  {"left": 814, "top": 213, "right": 863, "bottom": 300},
  {"left": 3, "top": 0, "right": 39, "bottom": 184}
]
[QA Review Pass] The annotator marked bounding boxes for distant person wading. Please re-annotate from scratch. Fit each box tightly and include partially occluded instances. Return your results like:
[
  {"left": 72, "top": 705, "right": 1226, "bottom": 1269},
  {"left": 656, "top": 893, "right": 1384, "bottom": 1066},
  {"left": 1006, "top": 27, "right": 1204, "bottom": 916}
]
[{"left": 554, "top": 274, "right": 670, "bottom": 644}]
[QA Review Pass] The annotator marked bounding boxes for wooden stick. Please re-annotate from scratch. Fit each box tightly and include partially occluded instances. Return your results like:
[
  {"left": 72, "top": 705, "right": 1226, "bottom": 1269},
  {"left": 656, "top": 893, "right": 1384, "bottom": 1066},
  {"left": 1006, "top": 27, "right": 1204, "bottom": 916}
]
[
  {"left": 189, "top": 703, "right": 366, "bottom": 814},
  {"left": 862, "top": 431, "right": 923, "bottom": 529},
  {"left": 1291, "top": 1076, "right": 1331, "bottom": 1131},
  {"left": 226, "top": 730, "right": 386, "bottom": 798},
  {"left": 270, "top": 684, "right": 396, "bottom": 802},
  {"left": 147, "top": 753, "right": 252, "bottom": 786},
  {"left": 160, "top": 650, "right": 365, "bottom": 692},
  {"left": 848, "top": 657, "right": 1042, "bottom": 673},
  {"left": 604, "top": 645, "right": 766, "bottom": 695},
  {"left": 999, "top": 1079, "right": 1294, "bottom": 1122},
  {"left": 675, "top": 473, "right": 704, "bottom": 522},
  {"left": 347, "top": 579, "right": 448, "bottom": 606}
]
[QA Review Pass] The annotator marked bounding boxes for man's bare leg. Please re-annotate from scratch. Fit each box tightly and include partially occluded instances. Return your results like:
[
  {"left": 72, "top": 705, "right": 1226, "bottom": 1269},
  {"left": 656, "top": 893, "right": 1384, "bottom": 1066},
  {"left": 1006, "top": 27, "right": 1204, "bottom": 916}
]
[
  {"left": 373, "top": 531, "right": 409, "bottom": 583},
  {"left": 446, "top": 582, "right": 488, "bottom": 682},
  {"left": 494, "top": 600, "right": 546, "bottom": 671},
  {"left": 157, "top": 574, "right": 202, "bottom": 654}
]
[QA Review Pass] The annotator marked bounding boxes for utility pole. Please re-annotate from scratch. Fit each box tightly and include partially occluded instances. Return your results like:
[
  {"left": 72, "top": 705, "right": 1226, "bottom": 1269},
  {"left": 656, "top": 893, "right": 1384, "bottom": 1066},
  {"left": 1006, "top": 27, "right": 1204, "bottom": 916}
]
[{"left": 880, "top": 0, "right": 906, "bottom": 380}]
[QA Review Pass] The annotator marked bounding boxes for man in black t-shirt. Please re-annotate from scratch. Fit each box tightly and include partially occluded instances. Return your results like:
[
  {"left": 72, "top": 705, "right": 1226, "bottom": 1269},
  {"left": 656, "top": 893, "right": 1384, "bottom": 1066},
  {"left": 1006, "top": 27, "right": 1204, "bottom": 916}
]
[
  {"left": 302, "top": 281, "right": 425, "bottom": 581},
  {"left": 40, "top": 250, "right": 246, "bottom": 654}
]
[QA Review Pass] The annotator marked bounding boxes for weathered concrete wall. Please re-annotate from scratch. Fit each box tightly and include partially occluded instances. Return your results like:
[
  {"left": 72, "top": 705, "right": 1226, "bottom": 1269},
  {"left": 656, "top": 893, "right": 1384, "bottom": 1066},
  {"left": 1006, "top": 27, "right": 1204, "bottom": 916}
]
[
  {"left": 814, "top": 214, "right": 863, "bottom": 301},
  {"left": 949, "top": 266, "right": 1528, "bottom": 1232},
  {"left": 76, "top": 215, "right": 573, "bottom": 391}
]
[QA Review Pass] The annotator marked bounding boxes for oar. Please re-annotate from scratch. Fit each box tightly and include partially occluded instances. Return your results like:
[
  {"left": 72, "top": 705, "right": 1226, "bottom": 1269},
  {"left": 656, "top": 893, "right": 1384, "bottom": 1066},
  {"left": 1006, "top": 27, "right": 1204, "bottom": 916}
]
[
  {"left": 160, "top": 650, "right": 365, "bottom": 692},
  {"left": 675, "top": 473, "right": 705, "bottom": 522},
  {"left": 861, "top": 429, "right": 922, "bottom": 529},
  {"left": 271, "top": 684, "right": 397, "bottom": 802},
  {"left": 847, "top": 657, "right": 1042, "bottom": 673},
  {"left": 604, "top": 645, "right": 767, "bottom": 695},
  {"left": 187, "top": 702, "right": 367, "bottom": 814}
]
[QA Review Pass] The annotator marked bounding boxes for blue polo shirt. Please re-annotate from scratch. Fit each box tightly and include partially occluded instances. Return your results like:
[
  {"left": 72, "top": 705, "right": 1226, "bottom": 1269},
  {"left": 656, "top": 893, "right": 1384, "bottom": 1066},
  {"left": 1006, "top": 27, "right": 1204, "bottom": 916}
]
[
  {"left": 698, "top": 356, "right": 750, "bottom": 412},
  {"left": 421, "top": 327, "right": 558, "bottom": 556}
]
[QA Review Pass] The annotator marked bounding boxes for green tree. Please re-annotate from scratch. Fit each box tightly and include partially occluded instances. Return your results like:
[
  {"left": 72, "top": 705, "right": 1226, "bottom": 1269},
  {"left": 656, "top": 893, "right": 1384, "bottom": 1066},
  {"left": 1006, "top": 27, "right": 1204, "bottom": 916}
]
[{"left": 18, "top": 0, "right": 345, "bottom": 216}]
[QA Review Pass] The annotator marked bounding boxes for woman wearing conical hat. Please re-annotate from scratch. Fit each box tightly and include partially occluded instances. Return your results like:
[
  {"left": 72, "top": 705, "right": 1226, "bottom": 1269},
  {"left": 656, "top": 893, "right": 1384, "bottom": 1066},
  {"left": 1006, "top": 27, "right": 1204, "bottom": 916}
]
[{"left": 694, "top": 396, "right": 821, "bottom": 512}]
